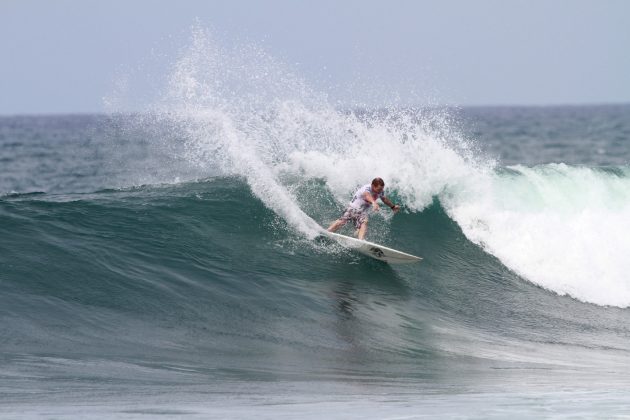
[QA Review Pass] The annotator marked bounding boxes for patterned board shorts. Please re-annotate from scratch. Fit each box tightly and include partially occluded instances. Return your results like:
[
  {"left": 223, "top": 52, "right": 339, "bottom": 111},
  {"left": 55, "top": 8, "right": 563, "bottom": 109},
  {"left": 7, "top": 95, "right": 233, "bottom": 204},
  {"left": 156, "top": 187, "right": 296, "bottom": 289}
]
[{"left": 340, "top": 208, "right": 368, "bottom": 229}]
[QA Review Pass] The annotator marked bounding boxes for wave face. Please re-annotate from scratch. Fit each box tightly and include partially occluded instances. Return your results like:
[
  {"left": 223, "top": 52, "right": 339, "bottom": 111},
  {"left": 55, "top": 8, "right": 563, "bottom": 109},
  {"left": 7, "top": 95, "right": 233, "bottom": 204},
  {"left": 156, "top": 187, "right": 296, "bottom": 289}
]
[
  {"left": 2, "top": 25, "right": 630, "bottom": 412},
  {"left": 3, "top": 179, "right": 630, "bottom": 375}
]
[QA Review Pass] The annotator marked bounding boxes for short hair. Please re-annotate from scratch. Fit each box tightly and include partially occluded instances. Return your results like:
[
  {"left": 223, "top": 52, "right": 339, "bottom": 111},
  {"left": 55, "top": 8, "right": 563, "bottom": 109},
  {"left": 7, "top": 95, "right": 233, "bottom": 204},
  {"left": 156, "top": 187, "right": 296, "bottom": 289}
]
[{"left": 371, "top": 177, "right": 385, "bottom": 187}]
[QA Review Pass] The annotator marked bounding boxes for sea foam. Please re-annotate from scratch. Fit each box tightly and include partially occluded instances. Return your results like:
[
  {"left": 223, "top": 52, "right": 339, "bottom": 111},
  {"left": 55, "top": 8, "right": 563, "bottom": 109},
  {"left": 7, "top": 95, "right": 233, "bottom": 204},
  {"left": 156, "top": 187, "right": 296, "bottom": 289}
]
[{"left": 445, "top": 164, "right": 630, "bottom": 307}]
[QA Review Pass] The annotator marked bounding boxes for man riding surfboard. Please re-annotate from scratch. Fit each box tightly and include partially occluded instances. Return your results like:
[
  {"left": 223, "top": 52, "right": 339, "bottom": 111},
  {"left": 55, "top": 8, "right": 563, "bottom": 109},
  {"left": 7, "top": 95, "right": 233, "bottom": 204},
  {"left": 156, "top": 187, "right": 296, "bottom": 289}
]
[{"left": 327, "top": 177, "right": 400, "bottom": 240}]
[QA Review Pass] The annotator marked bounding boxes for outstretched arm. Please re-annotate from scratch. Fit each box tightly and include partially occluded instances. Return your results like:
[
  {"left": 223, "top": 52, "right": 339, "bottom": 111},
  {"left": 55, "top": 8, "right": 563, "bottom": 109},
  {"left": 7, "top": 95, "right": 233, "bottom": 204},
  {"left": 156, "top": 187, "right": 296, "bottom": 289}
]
[{"left": 381, "top": 196, "right": 400, "bottom": 213}]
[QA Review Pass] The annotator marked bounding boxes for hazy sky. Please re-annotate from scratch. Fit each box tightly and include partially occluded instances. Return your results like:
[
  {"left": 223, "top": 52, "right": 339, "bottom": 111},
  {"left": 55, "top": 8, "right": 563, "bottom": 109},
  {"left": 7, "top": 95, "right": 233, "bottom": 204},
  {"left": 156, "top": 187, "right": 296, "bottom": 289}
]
[{"left": 1, "top": 0, "right": 629, "bottom": 114}]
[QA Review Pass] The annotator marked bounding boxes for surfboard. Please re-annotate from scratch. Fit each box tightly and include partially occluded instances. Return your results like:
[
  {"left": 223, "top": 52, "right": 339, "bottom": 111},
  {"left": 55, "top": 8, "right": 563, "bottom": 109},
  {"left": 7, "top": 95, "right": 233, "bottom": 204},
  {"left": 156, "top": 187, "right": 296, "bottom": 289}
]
[{"left": 323, "top": 230, "right": 422, "bottom": 264}]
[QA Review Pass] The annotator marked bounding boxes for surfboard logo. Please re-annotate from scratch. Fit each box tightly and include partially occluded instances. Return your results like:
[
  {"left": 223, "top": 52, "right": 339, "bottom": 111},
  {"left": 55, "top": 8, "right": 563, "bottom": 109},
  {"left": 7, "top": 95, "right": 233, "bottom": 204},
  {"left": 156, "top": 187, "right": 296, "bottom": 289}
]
[{"left": 369, "top": 246, "right": 385, "bottom": 258}]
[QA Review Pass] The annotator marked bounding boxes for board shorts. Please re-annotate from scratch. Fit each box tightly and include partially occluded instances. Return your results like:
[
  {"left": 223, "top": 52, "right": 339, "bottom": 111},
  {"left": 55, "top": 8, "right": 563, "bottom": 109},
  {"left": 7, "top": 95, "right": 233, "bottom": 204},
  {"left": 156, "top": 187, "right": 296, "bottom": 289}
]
[{"left": 340, "top": 208, "right": 368, "bottom": 229}]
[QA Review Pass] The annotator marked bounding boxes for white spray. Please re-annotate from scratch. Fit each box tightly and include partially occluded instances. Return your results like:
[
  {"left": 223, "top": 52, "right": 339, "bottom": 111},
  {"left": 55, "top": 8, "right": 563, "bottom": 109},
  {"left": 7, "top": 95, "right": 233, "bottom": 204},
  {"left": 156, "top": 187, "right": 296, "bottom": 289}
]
[{"left": 108, "top": 25, "right": 630, "bottom": 308}]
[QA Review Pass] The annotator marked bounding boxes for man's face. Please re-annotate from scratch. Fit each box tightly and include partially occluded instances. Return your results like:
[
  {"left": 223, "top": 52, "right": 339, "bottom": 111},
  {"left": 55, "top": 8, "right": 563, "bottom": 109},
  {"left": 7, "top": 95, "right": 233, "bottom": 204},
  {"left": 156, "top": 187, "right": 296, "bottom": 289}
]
[{"left": 372, "top": 184, "right": 384, "bottom": 194}]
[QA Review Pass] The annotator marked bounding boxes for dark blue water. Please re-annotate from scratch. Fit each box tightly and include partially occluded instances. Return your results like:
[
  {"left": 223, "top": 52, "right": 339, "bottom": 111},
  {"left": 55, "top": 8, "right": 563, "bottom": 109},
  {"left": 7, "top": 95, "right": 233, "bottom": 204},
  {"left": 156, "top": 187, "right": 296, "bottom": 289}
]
[
  {"left": 2, "top": 103, "right": 630, "bottom": 418},
  {"left": 459, "top": 104, "right": 630, "bottom": 165}
]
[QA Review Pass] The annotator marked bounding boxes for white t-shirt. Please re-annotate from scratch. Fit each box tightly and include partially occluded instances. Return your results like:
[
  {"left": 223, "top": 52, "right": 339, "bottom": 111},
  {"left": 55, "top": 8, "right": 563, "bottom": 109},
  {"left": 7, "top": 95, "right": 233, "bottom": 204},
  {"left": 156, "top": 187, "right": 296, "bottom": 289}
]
[{"left": 348, "top": 184, "right": 385, "bottom": 211}]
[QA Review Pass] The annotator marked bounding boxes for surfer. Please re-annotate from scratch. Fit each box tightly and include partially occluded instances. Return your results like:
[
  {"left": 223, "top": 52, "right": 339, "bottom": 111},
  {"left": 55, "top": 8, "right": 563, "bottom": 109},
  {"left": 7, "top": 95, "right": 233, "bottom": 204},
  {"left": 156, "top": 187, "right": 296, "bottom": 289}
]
[{"left": 327, "top": 177, "right": 400, "bottom": 240}]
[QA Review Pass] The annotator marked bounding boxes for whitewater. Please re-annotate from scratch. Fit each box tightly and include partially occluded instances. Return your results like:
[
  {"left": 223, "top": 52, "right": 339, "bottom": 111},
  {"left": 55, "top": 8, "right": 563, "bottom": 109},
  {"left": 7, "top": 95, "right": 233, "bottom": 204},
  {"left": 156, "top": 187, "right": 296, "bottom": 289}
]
[{"left": 104, "top": 26, "right": 630, "bottom": 308}]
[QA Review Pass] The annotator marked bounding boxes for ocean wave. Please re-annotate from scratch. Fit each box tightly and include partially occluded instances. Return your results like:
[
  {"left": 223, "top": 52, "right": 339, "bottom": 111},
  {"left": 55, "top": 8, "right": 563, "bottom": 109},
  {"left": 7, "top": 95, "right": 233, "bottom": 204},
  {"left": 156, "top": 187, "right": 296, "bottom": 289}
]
[
  {"left": 445, "top": 163, "right": 630, "bottom": 307},
  {"left": 2, "top": 177, "right": 630, "bottom": 385}
]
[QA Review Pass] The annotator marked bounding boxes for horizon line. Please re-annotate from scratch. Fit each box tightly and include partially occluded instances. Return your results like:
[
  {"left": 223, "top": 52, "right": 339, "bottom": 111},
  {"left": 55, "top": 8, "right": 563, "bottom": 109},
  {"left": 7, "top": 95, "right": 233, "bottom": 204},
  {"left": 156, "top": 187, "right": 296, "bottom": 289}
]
[{"left": 1, "top": 101, "right": 629, "bottom": 118}]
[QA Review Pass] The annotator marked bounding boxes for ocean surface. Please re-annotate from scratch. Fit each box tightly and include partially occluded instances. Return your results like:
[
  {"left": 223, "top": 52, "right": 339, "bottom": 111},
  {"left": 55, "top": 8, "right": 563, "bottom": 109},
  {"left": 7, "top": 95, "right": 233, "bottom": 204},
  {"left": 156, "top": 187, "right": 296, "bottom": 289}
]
[
  {"left": 2, "top": 104, "right": 630, "bottom": 418},
  {"left": 3, "top": 32, "right": 630, "bottom": 418}
]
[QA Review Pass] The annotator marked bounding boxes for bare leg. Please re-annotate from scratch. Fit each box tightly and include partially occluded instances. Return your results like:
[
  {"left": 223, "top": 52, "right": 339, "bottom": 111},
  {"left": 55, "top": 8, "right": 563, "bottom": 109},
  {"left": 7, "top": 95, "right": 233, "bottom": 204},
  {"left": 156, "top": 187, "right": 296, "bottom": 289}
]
[
  {"left": 327, "top": 219, "right": 346, "bottom": 233},
  {"left": 357, "top": 221, "right": 368, "bottom": 240}
]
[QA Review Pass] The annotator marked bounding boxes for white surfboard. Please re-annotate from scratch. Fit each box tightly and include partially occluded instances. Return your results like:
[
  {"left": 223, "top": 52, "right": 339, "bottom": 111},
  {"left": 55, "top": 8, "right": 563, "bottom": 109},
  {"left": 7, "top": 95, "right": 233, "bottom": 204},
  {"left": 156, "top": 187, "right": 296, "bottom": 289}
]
[{"left": 323, "top": 231, "right": 422, "bottom": 264}]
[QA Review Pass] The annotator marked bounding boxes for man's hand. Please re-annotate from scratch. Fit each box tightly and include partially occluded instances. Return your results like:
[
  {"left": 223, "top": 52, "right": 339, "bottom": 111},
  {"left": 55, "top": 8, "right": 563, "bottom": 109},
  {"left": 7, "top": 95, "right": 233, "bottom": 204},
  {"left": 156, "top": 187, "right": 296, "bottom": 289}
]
[
  {"left": 392, "top": 205, "right": 400, "bottom": 214},
  {"left": 372, "top": 202, "right": 380, "bottom": 211}
]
